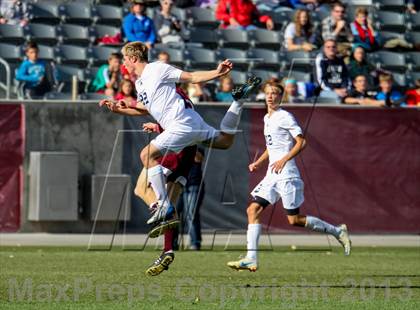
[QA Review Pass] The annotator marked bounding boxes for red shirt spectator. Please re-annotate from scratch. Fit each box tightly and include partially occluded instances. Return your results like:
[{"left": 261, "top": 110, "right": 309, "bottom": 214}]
[
  {"left": 406, "top": 90, "right": 420, "bottom": 106},
  {"left": 215, "top": 0, "right": 273, "bottom": 30}
]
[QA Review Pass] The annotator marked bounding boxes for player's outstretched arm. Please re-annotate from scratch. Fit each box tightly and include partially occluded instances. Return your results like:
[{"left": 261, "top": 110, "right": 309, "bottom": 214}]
[
  {"left": 249, "top": 149, "right": 269, "bottom": 172},
  {"left": 179, "top": 59, "right": 233, "bottom": 84},
  {"left": 99, "top": 99, "right": 149, "bottom": 116},
  {"left": 271, "top": 135, "right": 306, "bottom": 173}
]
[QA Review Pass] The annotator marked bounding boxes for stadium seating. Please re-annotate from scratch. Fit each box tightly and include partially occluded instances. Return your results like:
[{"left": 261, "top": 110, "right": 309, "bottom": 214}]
[
  {"left": 186, "top": 7, "right": 220, "bottom": 29},
  {"left": 92, "top": 5, "right": 123, "bottom": 26},
  {"left": 409, "top": 13, "right": 420, "bottom": 32},
  {"left": 184, "top": 47, "right": 217, "bottom": 70},
  {"left": 189, "top": 28, "right": 218, "bottom": 48},
  {"left": 251, "top": 69, "right": 281, "bottom": 82},
  {"left": 282, "top": 51, "right": 314, "bottom": 71},
  {"left": 150, "top": 46, "right": 185, "bottom": 67},
  {"left": 368, "top": 51, "right": 407, "bottom": 73},
  {"left": 216, "top": 48, "right": 249, "bottom": 70},
  {"left": 27, "top": 2, "right": 60, "bottom": 24},
  {"left": 249, "top": 29, "right": 282, "bottom": 50},
  {"left": 88, "top": 46, "right": 120, "bottom": 66},
  {"left": 25, "top": 23, "right": 58, "bottom": 45},
  {"left": 248, "top": 48, "right": 281, "bottom": 70},
  {"left": 229, "top": 71, "right": 248, "bottom": 85},
  {"left": 218, "top": 29, "right": 249, "bottom": 49},
  {"left": 374, "top": 0, "right": 406, "bottom": 13},
  {"left": 37, "top": 45, "right": 56, "bottom": 61},
  {"left": 374, "top": 11, "right": 406, "bottom": 33},
  {"left": 0, "top": 24, "right": 25, "bottom": 44},
  {"left": 44, "top": 91, "right": 75, "bottom": 100},
  {"left": 58, "top": 24, "right": 91, "bottom": 45},
  {"left": 55, "top": 45, "right": 89, "bottom": 66},
  {"left": 59, "top": 3, "right": 93, "bottom": 26},
  {"left": 408, "top": 52, "right": 420, "bottom": 71},
  {"left": 0, "top": 43, "right": 22, "bottom": 63}
]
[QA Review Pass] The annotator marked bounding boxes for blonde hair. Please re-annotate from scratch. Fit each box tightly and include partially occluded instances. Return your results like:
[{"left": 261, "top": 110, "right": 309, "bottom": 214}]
[
  {"left": 263, "top": 80, "right": 284, "bottom": 95},
  {"left": 355, "top": 7, "right": 368, "bottom": 17},
  {"left": 379, "top": 74, "right": 392, "bottom": 83},
  {"left": 121, "top": 41, "right": 148, "bottom": 62}
]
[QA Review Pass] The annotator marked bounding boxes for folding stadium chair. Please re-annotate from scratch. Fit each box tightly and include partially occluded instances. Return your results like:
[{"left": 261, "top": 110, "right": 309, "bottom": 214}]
[
  {"left": 391, "top": 72, "right": 407, "bottom": 88},
  {"left": 150, "top": 47, "right": 185, "bottom": 68},
  {"left": 58, "top": 24, "right": 91, "bottom": 46},
  {"left": 287, "top": 70, "right": 312, "bottom": 83},
  {"left": 247, "top": 48, "right": 281, "bottom": 70},
  {"left": 251, "top": 69, "right": 280, "bottom": 83},
  {"left": 374, "top": 0, "right": 406, "bottom": 13},
  {"left": 25, "top": 23, "right": 58, "bottom": 45},
  {"left": 55, "top": 45, "right": 89, "bottom": 67},
  {"left": 379, "top": 31, "right": 406, "bottom": 42},
  {"left": 92, "top": 5, "right": 123, "bottom": 26},
  {"left": 59, "top": 3, "right": 93, "bottom": 26},
  {"left": 249, "top": 29, "right": 282, "bottom": 50},
  {"left": 189, "top": 28, "right": 218, "bottom": 49},
  {"left": 217, "top": 29, "right": 249, "bottom": 49},
  {"left": 186, "top": 7, "right": 220, "bottom": 29},
  {"left": 282, "top": 51, "right": 314, "bottom": 72},
  {"left": 369, "top": 51, "right": 407, "bottom": 73},
  {"left": 0, "top": 24, "right": 25, "bottom": 44},
  {"left": 184, "top": 47, "right": 217, "bottom": 70},
  {"left": 229, "top": 71, "right": 248, "bottom": 85},
  {"left": 409, "top": 13, "right": 420, "bottom": 32},
  {"left": 0, "top": 43, "right": 23, "bottom": 63},
  {"left": 171, "top": 6, "right": 187, "bottom": 22},
  {"left": 374, "top": 11, "right": 406, "bottom": 33},
  {"left": 408, "top": 71, "right": 420, "bottom": 87},
  {"left": 55, "top": 64, "right": 87, "bottom": 94},
  {"left": 408, "top": 52, "right": 420, "bottom": 72},
  {"left": 270, "top": 10, "right": 294, "bottom": 30},
  {"left": 216, "top": 48, "right": 249, "bottom": 71},
  {"left": 88, "top": 46, "right": 120, "bottom": 66},
  {"left": 406, "top": 31, "right": 420, "bottom": 45},
  {"left": 37, "top": 45, "right": 56, "bottom": 61},
  {"left": 27, "top": 2, "right": 60, "bottom": 24}
]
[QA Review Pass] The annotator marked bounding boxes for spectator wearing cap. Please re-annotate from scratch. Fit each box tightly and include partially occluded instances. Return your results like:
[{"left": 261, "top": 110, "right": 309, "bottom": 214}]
[
  {"left": 321, "top": 2, "right": 353, "bottom": 57},
  {"left": 215, "top": 0, "right": 274, "bottom": 30},
  {"left": 123, "top": 0, "right": 157, "bottom": 48},
  {"left": 154, "top": 0, "right": 182, "bottom": 44},
  {"left": 315, "top": 39, "right": 350, "bottom": 101}
]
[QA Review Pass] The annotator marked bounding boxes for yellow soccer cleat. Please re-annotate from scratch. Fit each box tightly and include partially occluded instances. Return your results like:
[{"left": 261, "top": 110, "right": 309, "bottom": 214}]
[{"left": 227, "top": 257, "right": 258, "bottom": 272}]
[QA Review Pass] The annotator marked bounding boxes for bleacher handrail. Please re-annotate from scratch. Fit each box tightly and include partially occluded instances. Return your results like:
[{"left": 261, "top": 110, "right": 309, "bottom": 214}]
[{"left": 0, "top": 57, "right": 11, "bottom": 99}]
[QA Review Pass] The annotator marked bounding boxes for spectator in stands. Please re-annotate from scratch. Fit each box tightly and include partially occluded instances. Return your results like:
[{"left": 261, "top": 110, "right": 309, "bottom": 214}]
[
  {"left": 350, "top": 7, "right": 379, "bottom": 52},
  {"left": 321, "top": 2, "right": 353, "bottom": 57},
  {"left": 123, "top": 0, "right": 156, "bottom": 49},
  {"left": 343, "top": 75, "right": 384, "bottom": 106},
  {"left": 375, "top": 74, "right": 406, "bottom": 107},
  {"left": 0, "top": 0, "right": 28, "bottom": 26},
  {"left": 215, "top": 0, "right": 274, "bottom": 30},
  {"left": 282, "top": 78, "right": 306, "bottom": 103},
  {"left": 158, "top": 51, "right": 170, "bottom": 63},
  {"left": 288, "top": 0, "right": 330, "bottom": 14},
  {"left": 284, "top": 9, "right": 319, "bottom": 52},
  {"left": 407, "top": 0, "right": 419, "bottom": 14},
  {"left": 114, "top": 79, "right": 136, "bottom": 103},
  {"left": 16, "top": 42, "right": 55, "bottom": 99},
  {"left": 154, "top": 0, "right": 182, "bottom": 44},
  {"left": 183, "top": 82, "right": 212, "bottom": 103},
  {"left": 405, "top": 79, "right": 420, "bottom": 106},
  {"left": 347, "top": 46, "right": 375, "bottom": 87},
  {"left": 196, "top": 0, "right": 217, "bottom": 8},
  {"left": 89, "top": 53, "right": 122, "bottom": 97},
  {"left": 315, "top": 39, "right": 349, "bottom": 101},
  {"left": 215, "top": 75, "right": 234, "bottom": 102}
]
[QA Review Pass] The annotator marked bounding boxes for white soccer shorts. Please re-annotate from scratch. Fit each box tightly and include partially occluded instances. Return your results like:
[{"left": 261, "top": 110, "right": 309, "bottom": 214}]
[
  {"left": 150, "top": 110, "right": 217, "bottom": 153},
  {"left": 251, "top": 177, "right": 304, "bottom": 210}
]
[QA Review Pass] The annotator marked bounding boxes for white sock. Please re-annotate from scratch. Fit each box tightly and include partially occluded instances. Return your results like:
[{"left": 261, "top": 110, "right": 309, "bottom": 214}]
[
  {"left": 220, "top": 100, "right": 243, "bottom": 134},
  {"left": 246, "top": 224, "right": 261, "bottom": 261},
  {"left": 147, "top": 165, "right": 168, "bottom": 203},
  {"left": 305, "top": 216, "right": 341, "bottom": 238}
]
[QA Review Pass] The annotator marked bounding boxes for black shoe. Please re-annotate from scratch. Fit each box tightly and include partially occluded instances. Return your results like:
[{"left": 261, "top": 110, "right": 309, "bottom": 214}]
[
  {"left": 145, "top": 252, "right": 175, "bottom": 276},
  {"left": 148, "top": 218, "right": 180, "bottom": 239},
  {"left": 231, "top": 75, "right": 262, "bottom": 101}
]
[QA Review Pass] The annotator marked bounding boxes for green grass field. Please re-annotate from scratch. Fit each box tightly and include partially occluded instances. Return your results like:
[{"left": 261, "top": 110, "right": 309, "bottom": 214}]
[{"left": 1, "top": 246, "right": 419, "bottom": 309}]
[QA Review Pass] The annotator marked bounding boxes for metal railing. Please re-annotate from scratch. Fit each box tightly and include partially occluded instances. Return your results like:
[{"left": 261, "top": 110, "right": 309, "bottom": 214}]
[{"left": 0, "top": 57, "right": 11, "bottom": 99}]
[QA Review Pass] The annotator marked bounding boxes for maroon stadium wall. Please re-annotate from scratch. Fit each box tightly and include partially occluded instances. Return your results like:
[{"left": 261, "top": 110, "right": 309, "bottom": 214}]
[
  {"left": 0, "top": 104, "right": 24, "bottom": 232},
  {"left": 251, "top": 107, "right": 420, "bottom": 233}
]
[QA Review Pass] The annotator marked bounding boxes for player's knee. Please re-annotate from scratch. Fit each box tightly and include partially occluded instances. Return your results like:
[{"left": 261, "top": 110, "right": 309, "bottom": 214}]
[{"left": 247, "top": 203, "right": 261, "bottom": 219}]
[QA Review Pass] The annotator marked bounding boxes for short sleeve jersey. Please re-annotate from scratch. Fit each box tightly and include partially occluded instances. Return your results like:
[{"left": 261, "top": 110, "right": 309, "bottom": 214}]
[
  {"left": 135, "top": 61, "right": 184, "bottom": 129},
  {"left": 264, "top": 108, "right": 303, "bottom": 179}
]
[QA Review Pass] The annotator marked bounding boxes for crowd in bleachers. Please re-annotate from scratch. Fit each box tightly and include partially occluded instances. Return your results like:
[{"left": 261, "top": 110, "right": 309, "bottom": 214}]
[{"left": 0, "top": 0, "right": 419, "bottom": 106}]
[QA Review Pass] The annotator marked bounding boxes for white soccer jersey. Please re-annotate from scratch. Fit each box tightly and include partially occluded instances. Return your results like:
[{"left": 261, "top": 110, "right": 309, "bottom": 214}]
[
  {"left": 135, "top": 61, "right": 186, "bottom": 129},
  {"left": 263, "top": 108, "right": 302, "bottom": 179}
]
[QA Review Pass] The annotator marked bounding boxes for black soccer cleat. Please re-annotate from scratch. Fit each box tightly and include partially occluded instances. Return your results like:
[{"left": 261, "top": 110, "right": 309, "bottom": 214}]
[
  {"left": 148, "top": 218, "right": 180, "bottom": 239},
  {"left": 231, "top": 75, "right": 262, "bottom": 101},
  {"left": 145, "top": 252, "right": 175, "bottom": 276}
]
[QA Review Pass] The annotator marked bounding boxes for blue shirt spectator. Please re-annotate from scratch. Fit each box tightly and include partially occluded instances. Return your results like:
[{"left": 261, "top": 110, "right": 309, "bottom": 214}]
[
  {"left": 375, "top": 74, "right": 405, "bottom": 106},
  {"left": 16, "top": 59, "right": 46, "bottom": 88},
  {"left": 123, "top": 0, "right": 156, "bottom": 47}
]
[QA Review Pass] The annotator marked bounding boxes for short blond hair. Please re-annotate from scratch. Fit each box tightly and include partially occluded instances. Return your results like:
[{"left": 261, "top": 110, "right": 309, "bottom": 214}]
[
  {"left": 121, "top": 41, "right": 148, "bottom": 62},
  {"left": 263, "top": 80, "right": 284, "bottom": 95},
  {"left": 379, "top": 74, "right": 392, "bottom": 83}
]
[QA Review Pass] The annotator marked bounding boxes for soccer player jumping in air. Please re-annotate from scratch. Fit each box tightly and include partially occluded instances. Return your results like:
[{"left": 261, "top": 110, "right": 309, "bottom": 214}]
[
  {"left": 100, "top": 41, "right": 261, "bottom": 234},
  {"left": 227, "top": 81, "right": 351, "bottom": 272}
]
